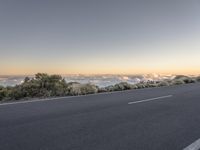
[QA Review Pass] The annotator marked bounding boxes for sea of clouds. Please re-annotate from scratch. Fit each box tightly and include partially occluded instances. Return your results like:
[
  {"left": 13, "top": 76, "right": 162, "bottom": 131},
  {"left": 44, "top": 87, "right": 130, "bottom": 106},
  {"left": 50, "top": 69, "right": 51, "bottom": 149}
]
[{"left": 0, "top": 74, "right": 175, "bottom": 87}]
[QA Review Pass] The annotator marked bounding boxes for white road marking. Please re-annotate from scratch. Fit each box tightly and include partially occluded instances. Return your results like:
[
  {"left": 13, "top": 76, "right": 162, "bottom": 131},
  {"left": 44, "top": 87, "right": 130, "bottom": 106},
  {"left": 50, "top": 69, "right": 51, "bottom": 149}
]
[
  {"left": 0, "top": 94, "right": 104, "bottom": 106},
  {"left": 128, "top": 95, "right": 173, "bottom": 105},
  {"left": 183, "top": 139, "right": 200, "bottom": 150},
  {"left": 0, "top": 89, "right": 173, "bottom": 106},
  {"left": 0, "top": 97, "right": 69, "bottom": 106},
  {"left": 0, "top": 90, "right": 132, "bottom": 106},
  {"left": 0, "top": 83, "right": 179, "bottom": 107}
]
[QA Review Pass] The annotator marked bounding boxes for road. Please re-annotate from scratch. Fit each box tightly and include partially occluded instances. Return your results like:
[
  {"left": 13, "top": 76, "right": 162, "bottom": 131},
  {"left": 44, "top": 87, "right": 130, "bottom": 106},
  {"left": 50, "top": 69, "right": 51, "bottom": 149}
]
[{"left": 1, "top": 83, "right": 200, "bottom": 150}]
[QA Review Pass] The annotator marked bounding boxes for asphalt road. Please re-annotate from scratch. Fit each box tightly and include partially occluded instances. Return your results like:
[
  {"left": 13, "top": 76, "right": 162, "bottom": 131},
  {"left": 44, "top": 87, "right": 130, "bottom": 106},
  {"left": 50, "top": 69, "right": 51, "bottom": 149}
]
[{"left": 1, "top": 83, "right": 200, "bottom": 150}]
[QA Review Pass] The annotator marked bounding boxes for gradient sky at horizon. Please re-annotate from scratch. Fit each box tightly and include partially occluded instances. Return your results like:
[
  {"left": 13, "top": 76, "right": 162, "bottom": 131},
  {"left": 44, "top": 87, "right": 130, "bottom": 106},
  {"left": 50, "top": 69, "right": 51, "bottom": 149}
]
[{"left": 0, "top": 0, "right": 200, "bottom": 75}]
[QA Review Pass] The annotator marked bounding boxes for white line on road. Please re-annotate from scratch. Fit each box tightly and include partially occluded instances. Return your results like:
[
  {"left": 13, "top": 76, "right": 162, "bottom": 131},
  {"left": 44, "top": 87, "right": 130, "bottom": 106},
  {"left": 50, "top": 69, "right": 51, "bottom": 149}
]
[
  {"left": 128, "top": 95, "right": 173, "bottom": 105},
  {"left": 0, "top": 90, "right": 127, "bottom": 106},
  {"left": 0, "top": 93, "right": 173, "bottom": 106},
  {"left": 183, "top": 139, "right": 200, "bottom": 150},
  {"left": 0, "top": 97, "right": 69, "bottom": 106}
]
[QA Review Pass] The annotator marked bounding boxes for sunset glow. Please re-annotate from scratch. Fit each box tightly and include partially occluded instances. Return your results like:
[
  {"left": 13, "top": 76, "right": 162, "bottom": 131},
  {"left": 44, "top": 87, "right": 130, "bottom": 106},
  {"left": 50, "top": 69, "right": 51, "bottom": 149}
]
[{"left": 0, "top": 0, "right": 200, "bottom": 75}]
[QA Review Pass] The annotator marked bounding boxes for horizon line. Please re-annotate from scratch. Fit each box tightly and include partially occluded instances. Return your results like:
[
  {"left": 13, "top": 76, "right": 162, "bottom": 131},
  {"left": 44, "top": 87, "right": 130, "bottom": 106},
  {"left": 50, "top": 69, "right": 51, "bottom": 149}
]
[{"left": 0, "top": 73, "right": 199, "bottom": 76}]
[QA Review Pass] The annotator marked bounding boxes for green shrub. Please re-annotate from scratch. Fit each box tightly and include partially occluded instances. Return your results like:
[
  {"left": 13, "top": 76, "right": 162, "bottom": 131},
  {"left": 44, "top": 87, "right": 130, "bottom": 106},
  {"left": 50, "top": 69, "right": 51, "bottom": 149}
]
[
  {"left": 1, "top": 73, "right": 69, "bottom": 100},
  {"left": 171, "top": 79, "right": 185, "bottom": 85},
  {"left": 143, "top": 82, "right": 158, "bottom": 88},
  {"left": 157, "top": 81, "right": 169, "bottom": 87},
  {"left": 0, "top": 73, "right": 199, "bottom": 101},
  {"left": 113, "top": 82, "right": 132, "bottom": 91},
  {"left": 135, "top": 83, "right": 146, "bottom": 89},
  {"left": 67, "top": 83, "right": 82, "bottom": 95},
  {"left": 174, "top": 75, "right": 195, "bottom": 84},
  {"left": 105, "top": 85, "right": 115, "bottom": 92},
  {"left": 0, "top": 87, "right": 6, "bottom": 101},
  {"left": 67, "top": 83, "right": 98, "bottom": 95},
  {"left": 9, "top": 85, "right": 25, "bottom": 100},
  {"left": 196, "top": 76, "right": 200, "bottom": 82},
  {"left": 98, "top": 87, "right": 107, "bottom": 93},
  {"left": 182, "top": 77, "right": 195, "bottom": 84},
  {"left": 80, "top": 84, "right": 99, "bottom": 95},
  {"left": 0, "top": 86, "right": 13, "bottom": 101},
  {"left": 174, "top": 75, "right": 189, "bottom": 80}
]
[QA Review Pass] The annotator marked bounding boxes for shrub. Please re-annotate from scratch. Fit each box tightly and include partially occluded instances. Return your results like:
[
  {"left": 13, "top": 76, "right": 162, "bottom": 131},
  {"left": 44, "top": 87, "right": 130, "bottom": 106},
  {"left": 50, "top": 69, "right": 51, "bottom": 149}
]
[
  {"left": 174, "top": 75, "right": 195, "bottom": 84},
  {"left": 2, "top": 73, "right": 69, "bottom": 100},
  {"left": 80, "top": 84, "right": 98, "bottom": 95},
  {"left": 157, "top": 81, "right": 169, "bottom": 87},
  {"left": 9, "top": 85, "right": 26, "bottom": 100},
  {"left": 174, "top": 75, "right": 188, "bottom": 80},
  {"left": 182, "top": 77, "right": 195, "bottom": 84},
  {"left": 67, "top": 83, "right": 98, "bottom": 95},
  {"left": 105, "top": 85, "right": 115, "bottom": 92},
  {"left": 0, "top": 86, "right": 14, "bottom": 101},
  {"left": 0, "top": 73, "right": 199, "bottom": 101},
  {"left": 0, "top": 86, "right": 6, "bottom": 101},
  {"left": 113, "top": 82, "right": 132, "bottom": 91},
  {"left": 171, "top": 79, "right": 185, "bottom": 85},
  {"left": 143, "top": 82, "right": 158, "bottom": 88},
  {"left": 196, "top": 76, "right": 200, "bottom": 82},
  {"left": 98, "top": 87, "right": 107, "bottom": 93},
  {"left": 67, "top": 83, "right": 82, "bottom": 95},
  {"left": 135, "top": 83, "right": 145, "bottom": 89}
]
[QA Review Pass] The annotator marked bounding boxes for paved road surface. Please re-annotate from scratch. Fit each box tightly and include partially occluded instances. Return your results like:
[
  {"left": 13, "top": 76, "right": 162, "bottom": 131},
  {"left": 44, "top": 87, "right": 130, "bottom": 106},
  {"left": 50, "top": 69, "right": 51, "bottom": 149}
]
[{"left": 1, "top": 83, "right": 200, "bottom": 150}]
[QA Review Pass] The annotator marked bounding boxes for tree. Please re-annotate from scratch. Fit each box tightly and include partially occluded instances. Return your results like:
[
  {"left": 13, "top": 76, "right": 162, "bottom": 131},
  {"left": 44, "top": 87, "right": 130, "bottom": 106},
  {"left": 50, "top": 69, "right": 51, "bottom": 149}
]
[
  {"left": 0, "top": 86, "right": 6, "bottom": 101},
  {"left": 24, "top": 77, "right": 30, "bottom": 83}
]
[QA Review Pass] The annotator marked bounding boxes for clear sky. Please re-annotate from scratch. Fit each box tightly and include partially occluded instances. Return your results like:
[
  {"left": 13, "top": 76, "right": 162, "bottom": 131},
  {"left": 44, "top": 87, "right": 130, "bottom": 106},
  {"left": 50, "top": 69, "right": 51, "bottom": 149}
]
[{"left": 0, "top": 0, "right": 200, "bottom": 75}]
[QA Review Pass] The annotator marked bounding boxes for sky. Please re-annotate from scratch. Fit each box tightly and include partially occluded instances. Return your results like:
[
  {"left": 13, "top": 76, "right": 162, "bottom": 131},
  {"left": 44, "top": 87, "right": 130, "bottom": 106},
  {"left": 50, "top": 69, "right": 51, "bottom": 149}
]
[{"left": 0, "top": 0, "right": 200, "bottom": 75}]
